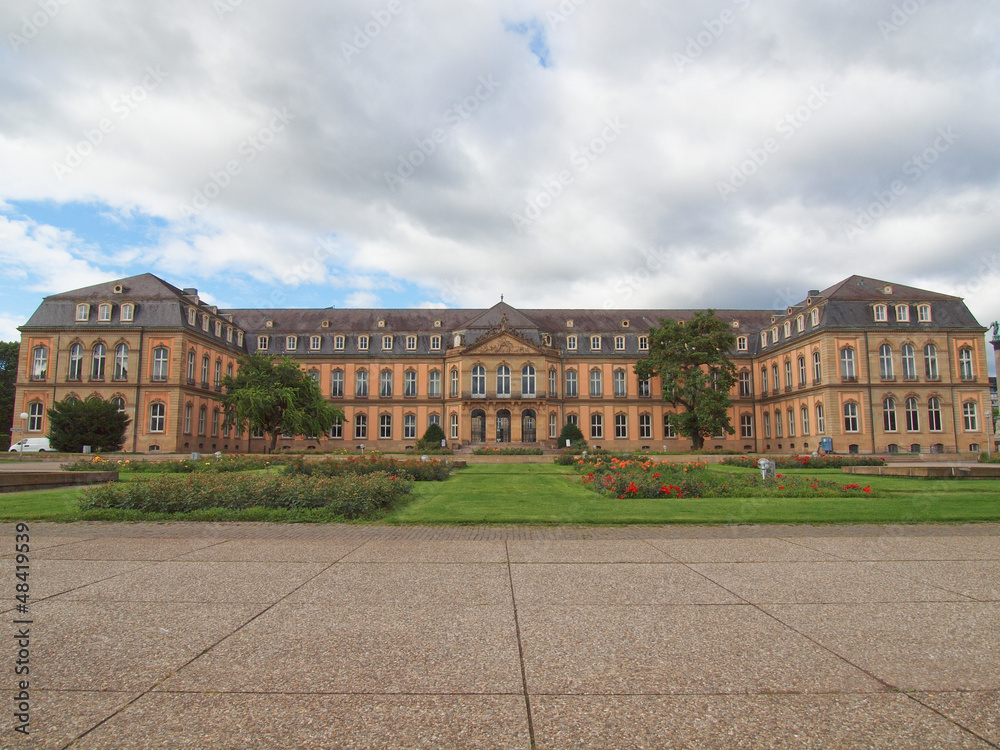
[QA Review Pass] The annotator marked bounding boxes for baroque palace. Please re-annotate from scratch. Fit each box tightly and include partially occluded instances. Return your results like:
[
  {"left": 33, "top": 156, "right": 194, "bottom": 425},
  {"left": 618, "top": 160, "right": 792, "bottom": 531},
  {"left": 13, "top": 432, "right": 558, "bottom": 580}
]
[{"left": 11, "top": 273, "right": 995, "bottom": 455}]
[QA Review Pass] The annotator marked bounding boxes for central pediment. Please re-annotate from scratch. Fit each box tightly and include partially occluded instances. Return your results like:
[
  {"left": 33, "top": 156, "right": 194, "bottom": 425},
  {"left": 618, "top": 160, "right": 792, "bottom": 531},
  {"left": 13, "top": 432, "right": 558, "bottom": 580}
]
[{"left": 464, "top": 331, "right": 544, "bottom": 356}]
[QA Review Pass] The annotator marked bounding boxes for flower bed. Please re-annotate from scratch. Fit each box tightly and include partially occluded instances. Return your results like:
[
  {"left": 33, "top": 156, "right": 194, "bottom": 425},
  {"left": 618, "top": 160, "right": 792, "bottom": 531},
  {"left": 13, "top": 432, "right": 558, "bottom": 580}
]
[
  {"left": 79, "top": 471, "right": 411, "bottom": 519},
  {"left": 64, "top": 455, "right": 287, "bottom": 473},
  {"left": 577, "top": 456, "right": 876, "bottom": 499},
  {"left": 721, "top": 455, "right": 886, "bottom": 469},
  {"left": 471, "top": 446, "right": 545, "bottom": 455},
  {"left": 283, "top": 455, "right": 453, "bottom": 481}
]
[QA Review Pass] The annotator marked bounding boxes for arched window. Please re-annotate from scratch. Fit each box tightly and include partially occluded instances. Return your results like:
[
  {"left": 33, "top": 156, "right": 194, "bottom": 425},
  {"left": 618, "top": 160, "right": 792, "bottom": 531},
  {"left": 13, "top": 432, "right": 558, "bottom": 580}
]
[
  {"left": 905, "top": 397, "right": 919, "bottom": 431},
  {"left": 958, "top": 348, "right": 974, "bottom": 380},
  {"left": 113, "top": 344, "right": 129, "bottom": 381},
  {"left": 149, "top": 402, "right": 166, "bottom": 432},
  {"left": 924, "top": 344, "right": 939, "bottom": 380},
  {"left": 613, "top": 369, "right": 627, "bottom": 397},
  {"left": 879, "top": 344, "right": 893, "bottom": 380},
  {"left": 962, "top": 401, "right": 979, "bottom": 431},
  {"left": 496, "top": 365, "right": 511, "bottom": 398},
  {"left": 840, "top": 347, "right": 856, "bottom": 380},
  {"left": 31, "top": 345, "right": 48, "bottom": 380},
  {"left": 91, "top": 343, "right": 106, "bottom": 380},
  {"left": 565, "top": 370, "right": 578, "bottom": 397},
  {"left": 521, "top": 365, "right": 536, "bottom": 397},
  {"left": 927, "top": 397, "right": 942, "bottom": 431},
  {"left": 27, "top": 402, "right": 44, "bottom": 432},
  {"left": 901, "top": 344, "right": 916, "bottom": 380},
  {"left": 843, "top": 403, "right": 859, "bottom": 432},
  {"left": 589, "top": 369, "right": 602, "bottom": 397},
  {"left": 151, "top": 346, "right": 169, "bottom": 381},
  {"left": 450, "top": 368, "right": 460, "bottom": 397},
  {"left": 883, "top": 397, "right": 897, "bottom": 432},
  {"left": 472, "top": 365, "right": 486, "bottom": 397},
  {"left": 330, "top": 369, "right": 344, "bottom": 398},
  {"left": 68, "top": 343, "right": 83, "bottom": 380},
  {"left": 110, "top": 396, "right": 125, "bottom": 413},
  {"left": 548, "top": 368, "right": 558, "bottom": 397}
]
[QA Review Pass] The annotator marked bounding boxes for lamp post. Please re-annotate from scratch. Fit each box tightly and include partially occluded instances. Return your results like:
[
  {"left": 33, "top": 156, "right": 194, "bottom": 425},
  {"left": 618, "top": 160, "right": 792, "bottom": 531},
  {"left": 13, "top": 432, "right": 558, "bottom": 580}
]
[{"left": 18, "top": 412, "right": 28, "bottom": 461}]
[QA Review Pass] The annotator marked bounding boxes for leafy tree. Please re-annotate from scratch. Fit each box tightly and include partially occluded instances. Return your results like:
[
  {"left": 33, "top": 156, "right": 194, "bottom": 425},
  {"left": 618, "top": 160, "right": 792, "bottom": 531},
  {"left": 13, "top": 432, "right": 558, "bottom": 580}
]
[
  {"left": 0, "top": 342, "right": 17, "bottom": 450},
  {"left": 222, "top": 354, "right": 342, "bottom": 453},
  {"left": 416, "top": 422, "right": 447, "bottom": 450},
  {"left": 634, "top": 310, "right": 737, "bottom": 450},
  {"left": 558, "top": 421, "right": 587, "bottom": 449},
  {"left": 48, "top": 396, "right": 130, "bottom": 452}
]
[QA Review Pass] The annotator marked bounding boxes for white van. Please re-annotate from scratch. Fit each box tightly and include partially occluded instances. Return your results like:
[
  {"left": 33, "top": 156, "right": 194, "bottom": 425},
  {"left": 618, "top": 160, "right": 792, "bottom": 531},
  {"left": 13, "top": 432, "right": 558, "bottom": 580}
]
[{"left": 8, "top": 438, "right": 52, "bottom": 453}]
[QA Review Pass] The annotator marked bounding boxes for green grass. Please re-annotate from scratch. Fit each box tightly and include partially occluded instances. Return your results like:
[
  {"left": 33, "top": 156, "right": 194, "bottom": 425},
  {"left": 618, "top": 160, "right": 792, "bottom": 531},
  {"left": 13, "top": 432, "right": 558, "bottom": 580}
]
[{"left": 0, "top": 464, "right": 997, "bottom": 525}]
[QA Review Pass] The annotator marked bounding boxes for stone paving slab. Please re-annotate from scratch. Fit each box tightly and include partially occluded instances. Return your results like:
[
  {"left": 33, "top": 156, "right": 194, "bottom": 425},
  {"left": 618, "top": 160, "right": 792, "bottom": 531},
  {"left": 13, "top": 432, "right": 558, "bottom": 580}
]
[{"left": 2, "top": 522, "right": 998, "bottom": 749}]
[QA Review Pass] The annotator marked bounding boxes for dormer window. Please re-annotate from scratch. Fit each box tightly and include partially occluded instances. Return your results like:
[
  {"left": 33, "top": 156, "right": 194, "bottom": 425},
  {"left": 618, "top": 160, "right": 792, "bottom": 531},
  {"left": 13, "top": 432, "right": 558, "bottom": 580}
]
[
  {"left": 542, "top": 334, "right": 551, "bottom": 346},
  {"left": 377, "top": 319, "right": 386, "bottom": 328},
  {"left": 406, "top": 335, "right": 417, "bottom": 350},
  {"left": 113, "top": 284, "right": 124, "bottom": 294},
  {"left": 621, "top": 320, "right": 630, "bottom": 328},
  {"left": 257, "top": 335, "right": 269, "bottom": 350},
  {"left": 453, "top": 334, "right": 462, "bottom": 347},
  {"left": 226, "top": 326, "right": 233, "bottom": 343},
  {"left": 76, "top": 303, "right": 90, "bottom": 321},
  {"left": 201, "top": 315, "right": 210, "bottom": 332},
  {"left": 796, "top": 315, "right": 804, "bottom": 333},
  {"left": 433, "top": 320, "right": 442, "bottom": 328},
  {"left": 810, "top": 309, "right": 819, "bottom": 327},
  {"left": 382, "top": 335, "right": 393, "bottom": 350},
  {"left": 265, "top": 319, "right": 273, "bottom": 328},
  {"left": 286, "top": 335, "right": 297, "bottom": 350},
  {"left": 214, "top": 320, "right": 222, "bottom": 337},
  {"left": 321, "top": 319, "right": 330, "bottom": 328},
  {"left": 731, "top": 320, "right": 740, "bottom": 329},
  {"left": 310, "top": 335, "right": 321, "bottom": 351},
  {"left": 638, "top": 336, "right": 648, "bottom": 351},
  {"left": 188, "top": 308, "right": 197, "bottom": 326},
  {"left": 873, "top": 304, "right": 887, "bottom": 322},
  {"left": 760, "top": 332, "right": 768, "bottom": 348},
  {"left": 737, "top": 335, "right": 748, "bottom": 352},
  {"left": 120, "top": 303, "right": 134, "bottom": 322},
  {"left": 358, "top": 335, "right": 369, "bottom": 351},
  {"left": 334, "top": 335, "right": 345, "bottom": 350},
  {"left": 917, "top": 304, "right": 931, "bottom": 322},
  {"left": 567, "top": 335, "right": 578, "bottom": 351},
  {"left": 236, "top": 331, "right": 244, "bottom": 346},
  {"left": 98, "top": 303, "right": 112, "bottom": 322},
  {"left": 430, "top": 335, "right": 441, "bottom": 350},
  {"left": 590, "top": 335, "right": 601, "bottom": 351},
  {"left": 896, "top": 305, "right": 909, "bottom": 322},
  {"left": 783, "top": 322, "right": 791, "bottom": 338},
  {"left": 566, "top": 319, "right": 574, "bottom": 328}
]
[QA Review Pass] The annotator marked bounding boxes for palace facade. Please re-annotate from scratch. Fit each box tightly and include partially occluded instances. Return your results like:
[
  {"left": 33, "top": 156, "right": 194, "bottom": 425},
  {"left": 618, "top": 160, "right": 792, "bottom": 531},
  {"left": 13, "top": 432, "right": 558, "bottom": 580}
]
[{"left": 11, "top": 273, "right": 994, "bottom": 455}]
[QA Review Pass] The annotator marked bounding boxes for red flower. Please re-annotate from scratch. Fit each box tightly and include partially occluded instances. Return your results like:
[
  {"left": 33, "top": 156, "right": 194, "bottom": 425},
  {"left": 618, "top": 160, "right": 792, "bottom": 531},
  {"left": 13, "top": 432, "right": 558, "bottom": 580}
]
[
  {"left": 660, "top": 486, "right": 670, "bottom": 494},
  {"left": 778, "top": 486, "right": 785, "bottom": 490},
  {"left": 776, "top": 474, "right": 783, "bottom": 478},
  {"left": 627, "top": 482, "right": 639, "bottom": 494},
  {"left": 863, "top": 486, "right": 871, "bottom": 493},
  {"left": 653, "top": 473, "right": 660, "bottom": 478}
]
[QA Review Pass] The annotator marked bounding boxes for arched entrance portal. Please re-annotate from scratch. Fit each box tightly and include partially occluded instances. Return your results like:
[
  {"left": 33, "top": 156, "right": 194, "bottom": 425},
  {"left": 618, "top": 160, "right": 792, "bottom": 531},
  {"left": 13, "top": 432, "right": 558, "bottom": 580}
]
[
  {"left": 521, "top": 409, "right": 536, "bottom": 443},
  {"left": 471, "top": 410, "right": 486, "bottom": 443},
  {"left": 496, "top": 409, "right": 511, "bottom": 443}
]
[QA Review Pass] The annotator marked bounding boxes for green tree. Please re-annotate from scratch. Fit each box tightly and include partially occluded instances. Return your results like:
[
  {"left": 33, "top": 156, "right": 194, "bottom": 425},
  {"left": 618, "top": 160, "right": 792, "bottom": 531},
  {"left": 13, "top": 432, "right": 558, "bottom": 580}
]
[
  {"left": 416, "top": 422, "right": 447, "bottom": 451},
  {"left": 634, "top": 310, "right": 737, "bottom": 450},
  {"left": 558, "top": 421, "right": 587, "bottom": 449},
  {"left": 222, "top": 354, "right": 342, "bottom": 453},
  {"left": 0, "top": 342, "right": 17, "bottom": 450},
  {"left": 48, "top": 396, "right": 131, "bottom": 452}
]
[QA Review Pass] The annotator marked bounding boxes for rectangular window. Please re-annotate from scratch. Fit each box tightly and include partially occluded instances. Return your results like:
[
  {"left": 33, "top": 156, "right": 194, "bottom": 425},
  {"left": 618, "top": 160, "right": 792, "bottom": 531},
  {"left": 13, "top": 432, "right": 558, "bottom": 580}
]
[
  {"left": 310, "top": 336, "right": 321, "bottom": 351},
  {"left": 638, "top": 336, "right": 648, "bottom": 351},
  {"left": 330, "top": 370, "right": 344, "bottom": 398},
  {"left": 382, "top": 335, "right": 393, "bottom": 351},
  {"left": 840, "top": 348, "right": 856, "bottom": 380},
  {"left": 286, "top": 336, "right": 297, "bottom": 350},
  {"left": 663, "top": 415, "right": 676, "bottom": 438},
  {"left": 379, "top": 414, "right": 392, "bottom": 439},
  {"left": 844, "top": 403, "right": 859, "bottom": 432},
  {"left": 565, "top": 370, "right": 578, "bottom": 397},
  {"left": 31, "top": 347, "right": 48, "bottom": 380},
  {"left": 356, "top": 370, "right": 369, "bottom": 397},
  {"left": 406, "top": 335, "right": 417, "bottom": 350},
  {"left": 567, "top": 335, "right": 577, "bottom": 351},
  {"left": 354, "top": 415, "right": 367, "bottom": 439},
  {"left": 816, "top": 404, "right": 825, "bottom": 434},
  {"left": 896, "top": 305, "right": 910, "bottom": 322},
  {"left": 549, "top": 412, "right": 558, "bottom": 439},
  {"left": 740, "top": 414, "right": 753, "bottom": 438},
  {"left": 329, "top": 416, "right": 343, "bottom": 439},
  {"left": 613, "top": 370, "right": 627, "bottom": 397},
  {"left": 76, "top": 304, "right": 89, "bottom": 321},
  {"left": 358, "top": 336, "right": 369, "bottom": 351},
  {"left": 549, "top": 369, "right": 558, "bottom": 397},
  {"left": 121, "top": 304, "right": 135, "bottom": 322},
  {"left": 590, "top": 335, "right": 601, "bottom": 350},
  {"left": 428, "top": 370, "right": 441, "bottom": 398},
  {"left": 639, "top": 413, "right": 652, "bottom": 439},
  {"left": 404, "top": 414, "right": 416, "bottom": 439},
  {"left": 334, "top": 335, "right": 345, "bottom": 350},
  {"left": 639, "top": 378, "right": 651, "bottom": 398},
  {"left": 380, "top": 370, "right": 393, "bottom": 398},
  {"left": 589, "top": 370, "right": 602, "bottom": 397},
  {"left": 450, "top": 413, "right": 458, "bottom": 439},
  {"left": 590, "top": 413, "right": 603, "bottom": 439},
  {"left": 736, "top": 336, "right": 747, "bottom": 351},
  {"left": 404, "top": 370, "right": 417, "bottom": 397},
  {"left": 963, "top": 402, "right": 978, "bottom": 431},
  {"left": 614, "top": 413, "right": 627, "bottom": 438},
  {"left": 430, "top": 335, "right": 441, "bottom": 350},
  {"left": 257, "top": 336, "right": 269, "bottom": 350},
  {"left": 614, "top": 335, "right": 625, "bottom": 351},
  {"left": 98, "top": 304, "right": 112, "bottom": 322}
]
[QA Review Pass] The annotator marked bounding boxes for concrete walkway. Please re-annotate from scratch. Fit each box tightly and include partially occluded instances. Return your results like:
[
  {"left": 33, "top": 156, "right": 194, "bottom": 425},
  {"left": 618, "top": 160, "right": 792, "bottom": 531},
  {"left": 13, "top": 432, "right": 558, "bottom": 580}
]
[{"left": 4, "top": 522, "right": 999, "bottom": 749}]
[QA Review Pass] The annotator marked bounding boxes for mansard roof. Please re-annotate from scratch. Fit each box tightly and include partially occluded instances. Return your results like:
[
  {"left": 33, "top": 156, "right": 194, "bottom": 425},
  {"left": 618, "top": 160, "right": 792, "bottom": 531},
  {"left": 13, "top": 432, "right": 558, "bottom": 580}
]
[{"left": 816, "top": 275, "right": 961, "bottom": 303}]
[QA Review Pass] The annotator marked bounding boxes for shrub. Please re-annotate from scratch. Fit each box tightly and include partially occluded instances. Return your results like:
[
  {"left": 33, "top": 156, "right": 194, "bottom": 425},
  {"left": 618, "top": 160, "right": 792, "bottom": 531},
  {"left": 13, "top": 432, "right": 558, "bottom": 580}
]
[
  {"left": 471, "top": 446, "right": 544, "bottom": 455},
  {"left": 64, "top": 454, "right": 286, "bottom": 473},
  {"left": 284, "top": 455, "right": 452, "bottom": 481},
  {"left": 48, "top": 396, "right": 129, "bottom": 453},
  {"left": 416, "top": 423, "right": 447, "bottom": 451},
  {"left": 79, "top": 471, "right": 412, "bottom": 519},
  {"left": 558, "top": 422, "right": 587, "bottom": 450},
  {"left": 720, "top": 455, "right": 886, "bottom": 469}
]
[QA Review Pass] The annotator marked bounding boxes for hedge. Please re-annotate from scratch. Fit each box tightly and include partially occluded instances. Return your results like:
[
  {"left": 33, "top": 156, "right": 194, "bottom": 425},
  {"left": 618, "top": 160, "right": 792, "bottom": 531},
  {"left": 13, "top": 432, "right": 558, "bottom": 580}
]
[{"left": 283, "top": 455, "right": 453, "bottom": 481}]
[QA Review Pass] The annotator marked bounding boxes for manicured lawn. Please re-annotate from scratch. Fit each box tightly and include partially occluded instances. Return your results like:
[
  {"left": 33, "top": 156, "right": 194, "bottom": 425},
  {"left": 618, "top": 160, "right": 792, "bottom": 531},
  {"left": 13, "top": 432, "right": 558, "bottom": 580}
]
[
  {"left": 0, "top": 463, "right": 996, "bottom": 525},
  {"left": 388, "top": 464, "right": 1000, "bottom": 525}
]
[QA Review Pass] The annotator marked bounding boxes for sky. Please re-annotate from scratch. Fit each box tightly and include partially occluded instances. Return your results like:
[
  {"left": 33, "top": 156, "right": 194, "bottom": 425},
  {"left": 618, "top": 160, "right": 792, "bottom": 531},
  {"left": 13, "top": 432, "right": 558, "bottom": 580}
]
[{"left": 1, "top": 0, "right": 998, "bottom": 368}]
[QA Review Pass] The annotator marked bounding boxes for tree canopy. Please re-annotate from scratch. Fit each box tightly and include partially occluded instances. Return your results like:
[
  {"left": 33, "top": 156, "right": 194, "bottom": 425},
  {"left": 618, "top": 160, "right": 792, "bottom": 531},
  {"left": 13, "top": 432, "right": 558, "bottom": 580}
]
[
  {"left": 416, "top": 422, "right": 447, "bottom": 451},
  {"left": 48, "top": 396, "right": 131, "bottom": 453},
  {"left": 0, "top": 342, "right": 17, "bottom": 450},
  {"left": 222, "top": 354, "right": 342, "bottom": 453},
  {"left": 634, "top": 310, "right": 737, "bottom": 450}
]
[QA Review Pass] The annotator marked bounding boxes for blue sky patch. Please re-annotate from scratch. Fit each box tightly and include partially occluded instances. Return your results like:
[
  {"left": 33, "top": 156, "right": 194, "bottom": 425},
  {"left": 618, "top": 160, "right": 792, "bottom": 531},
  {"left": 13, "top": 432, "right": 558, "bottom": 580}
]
[{"left": 504, "top": 19, "right": 551, "bottom": 68}]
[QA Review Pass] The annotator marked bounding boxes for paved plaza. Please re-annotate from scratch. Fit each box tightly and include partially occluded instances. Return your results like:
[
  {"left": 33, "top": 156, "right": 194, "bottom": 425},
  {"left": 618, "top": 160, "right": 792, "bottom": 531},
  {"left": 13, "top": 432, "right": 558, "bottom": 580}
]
[{"left": 3, "top": 522, "right": 999, "bottom": 749}]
